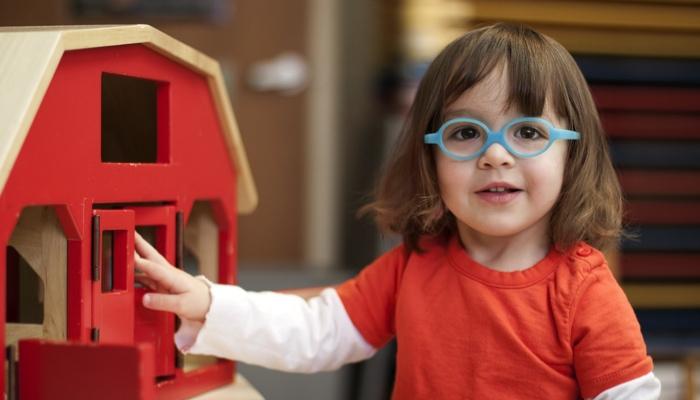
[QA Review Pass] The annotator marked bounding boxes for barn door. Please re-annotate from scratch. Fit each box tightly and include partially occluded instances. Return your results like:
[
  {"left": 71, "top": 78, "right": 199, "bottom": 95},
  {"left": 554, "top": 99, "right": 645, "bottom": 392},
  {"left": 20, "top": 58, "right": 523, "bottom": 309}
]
[
  {"left": 129, "top": 205, "right": 178, "bottom": 378},
  {"left": 91, "top": 209, "right": 135, "bottom": 344}
]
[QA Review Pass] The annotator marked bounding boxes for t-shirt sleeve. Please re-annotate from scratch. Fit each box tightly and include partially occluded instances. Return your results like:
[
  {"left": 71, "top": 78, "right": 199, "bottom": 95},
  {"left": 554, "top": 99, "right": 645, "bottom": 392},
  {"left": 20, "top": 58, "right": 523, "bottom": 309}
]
[
  {"left": 335, "top": 245, "right": 407, "bottom": 349},
  {"left": 571, "top": 264, "right": 654, "bottom": 398}
]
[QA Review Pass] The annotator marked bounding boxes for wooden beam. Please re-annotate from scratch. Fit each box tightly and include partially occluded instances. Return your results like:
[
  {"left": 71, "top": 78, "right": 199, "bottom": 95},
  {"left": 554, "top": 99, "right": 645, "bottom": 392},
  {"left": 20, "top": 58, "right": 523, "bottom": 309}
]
[{"left": 6, "top": 206, "right": 67, "bottom": 344}]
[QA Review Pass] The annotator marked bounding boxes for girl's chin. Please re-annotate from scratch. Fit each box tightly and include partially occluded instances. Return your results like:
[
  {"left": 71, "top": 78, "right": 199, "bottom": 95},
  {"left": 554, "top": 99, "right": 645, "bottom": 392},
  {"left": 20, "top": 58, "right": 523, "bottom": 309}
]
[
  {"left": 455, "top": 213, "right": 551, "bottom": 242},
  {"left": 457, "top": 222, "right": 527, "bottom": 239}
]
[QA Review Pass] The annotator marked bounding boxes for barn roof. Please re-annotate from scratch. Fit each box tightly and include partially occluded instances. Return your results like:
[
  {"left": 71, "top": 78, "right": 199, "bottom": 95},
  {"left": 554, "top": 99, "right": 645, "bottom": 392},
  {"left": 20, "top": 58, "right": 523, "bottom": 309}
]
[{"left": 0, "top": 25, "right": 257, "bottom": 213}]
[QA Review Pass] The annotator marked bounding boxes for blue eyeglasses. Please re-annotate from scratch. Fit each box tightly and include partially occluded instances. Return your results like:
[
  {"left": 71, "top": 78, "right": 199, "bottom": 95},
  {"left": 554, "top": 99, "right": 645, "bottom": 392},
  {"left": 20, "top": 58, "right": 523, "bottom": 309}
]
[{"left": 424, "top": 117, "right": 580, "bottom": 161}]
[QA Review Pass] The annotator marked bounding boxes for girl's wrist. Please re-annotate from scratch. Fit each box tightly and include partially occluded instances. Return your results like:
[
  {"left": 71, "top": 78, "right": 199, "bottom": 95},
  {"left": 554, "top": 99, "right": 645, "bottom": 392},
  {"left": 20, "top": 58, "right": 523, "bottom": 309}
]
[{"left": 193, "top": 275, "right": 214, "bottom": 322}]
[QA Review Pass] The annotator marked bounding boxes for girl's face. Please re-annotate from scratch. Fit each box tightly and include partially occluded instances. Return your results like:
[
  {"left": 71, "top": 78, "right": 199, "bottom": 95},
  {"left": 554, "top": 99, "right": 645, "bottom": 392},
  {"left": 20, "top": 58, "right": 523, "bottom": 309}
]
[{"left": 435, "top": 65, "right": 567, "bottom": 244}]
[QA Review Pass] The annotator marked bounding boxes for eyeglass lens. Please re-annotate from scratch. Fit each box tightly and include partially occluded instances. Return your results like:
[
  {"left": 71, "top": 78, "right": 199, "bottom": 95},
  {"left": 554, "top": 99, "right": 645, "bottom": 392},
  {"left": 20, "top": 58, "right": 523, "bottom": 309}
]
[{"left": 442, "top": 120, "right": 551, "bottom": 157}]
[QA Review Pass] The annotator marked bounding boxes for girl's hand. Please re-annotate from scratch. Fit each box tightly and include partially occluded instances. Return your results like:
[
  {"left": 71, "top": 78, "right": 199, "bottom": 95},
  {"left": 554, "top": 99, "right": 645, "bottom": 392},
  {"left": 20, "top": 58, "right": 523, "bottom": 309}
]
[{"left": 134, "top": 232, "right": 211, "bottom": 322}]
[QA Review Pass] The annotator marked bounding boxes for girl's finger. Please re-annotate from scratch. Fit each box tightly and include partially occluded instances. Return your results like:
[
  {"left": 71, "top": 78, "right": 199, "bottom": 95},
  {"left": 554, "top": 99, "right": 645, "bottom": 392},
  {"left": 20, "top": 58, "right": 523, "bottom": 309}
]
[
  {"left": 134, "top": 256, "right": 187, "bottom": 294},
  {"left": 134, "top": 232, "right": 169, "bottom": 265},
  {"left": 134, "top": 273, "right": 158, "bottom": 291},
  {"left": 143, "top": 293, "right": 182, "bottom": 314}
]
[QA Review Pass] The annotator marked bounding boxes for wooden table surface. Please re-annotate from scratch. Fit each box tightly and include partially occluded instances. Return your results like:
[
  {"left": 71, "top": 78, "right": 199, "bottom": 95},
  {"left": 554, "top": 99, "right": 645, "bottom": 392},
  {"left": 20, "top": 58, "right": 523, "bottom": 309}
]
[{"left": 189, "top": 374, "right": 264, "bottom": 399}]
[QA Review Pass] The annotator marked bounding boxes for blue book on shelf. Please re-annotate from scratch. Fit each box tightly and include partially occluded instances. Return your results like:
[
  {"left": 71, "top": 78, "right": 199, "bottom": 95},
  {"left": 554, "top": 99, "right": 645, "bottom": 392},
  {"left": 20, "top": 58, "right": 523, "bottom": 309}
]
[
  {"left": 608, "top": 140, "right": 700, "bottom": 169},
  {"left": 635, "top": 309, "right": 700, "bottom": 332},
  {"left": 622, "top": 226, "right": 700, "bottom": 252},
  {"left": 575, "top": 55, "right": 700, "bottom": 85}
]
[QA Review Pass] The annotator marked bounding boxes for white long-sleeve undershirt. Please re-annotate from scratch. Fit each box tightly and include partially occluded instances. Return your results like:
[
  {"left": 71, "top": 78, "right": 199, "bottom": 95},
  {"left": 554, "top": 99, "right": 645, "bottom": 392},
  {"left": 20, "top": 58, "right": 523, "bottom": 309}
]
[{"left": 175, "top": 282, "right": 376, "bottom": 373}]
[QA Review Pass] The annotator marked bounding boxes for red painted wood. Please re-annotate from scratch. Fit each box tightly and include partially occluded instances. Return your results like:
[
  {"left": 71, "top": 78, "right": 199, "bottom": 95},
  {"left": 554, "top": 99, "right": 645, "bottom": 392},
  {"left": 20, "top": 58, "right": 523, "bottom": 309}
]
[
  {"left": 93, "top": 209, "right": 136, "bottom": 344},
  {"left": 0, "top": 44, "right": 239, "bottom": 396},
  {"left": 156, "top": 362, "right": 235, "bottom": 400},
  {"left": 131, "top": 205, "right": 176, "bottom": 378},
  {"left": 19, "top": 339, "right": 156, "bottom": 400}
]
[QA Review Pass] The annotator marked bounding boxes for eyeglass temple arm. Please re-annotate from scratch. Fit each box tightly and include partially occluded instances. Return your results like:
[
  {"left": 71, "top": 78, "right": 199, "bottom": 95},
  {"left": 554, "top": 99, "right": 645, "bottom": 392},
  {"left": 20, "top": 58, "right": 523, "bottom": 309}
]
[
  {"left": 551, "top": 128, "right": 580, "bottom": 140},
  {"left": 424, "top": 132, "right": 440, "bottom": 143}
]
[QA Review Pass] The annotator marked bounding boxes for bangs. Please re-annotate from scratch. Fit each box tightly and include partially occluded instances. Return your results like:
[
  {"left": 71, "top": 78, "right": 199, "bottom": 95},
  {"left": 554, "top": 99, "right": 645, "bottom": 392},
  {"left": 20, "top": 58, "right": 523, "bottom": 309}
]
[{"left": 436, "top": 24, "right": 566, "bottom": 125}]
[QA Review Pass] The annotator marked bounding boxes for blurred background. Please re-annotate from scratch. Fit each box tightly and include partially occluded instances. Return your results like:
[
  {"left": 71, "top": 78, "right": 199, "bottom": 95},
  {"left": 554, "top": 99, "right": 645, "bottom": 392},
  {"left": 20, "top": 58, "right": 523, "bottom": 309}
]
[{"left": 1, "top": 0, "right": 699, "bottom": 398}]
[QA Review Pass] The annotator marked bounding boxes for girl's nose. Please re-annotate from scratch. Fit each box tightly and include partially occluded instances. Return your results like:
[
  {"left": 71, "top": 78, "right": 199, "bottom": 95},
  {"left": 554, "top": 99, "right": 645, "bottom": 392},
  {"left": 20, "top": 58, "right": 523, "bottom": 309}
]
[{"left": 477, "top": 143, "right": 515, "bottom": 169}]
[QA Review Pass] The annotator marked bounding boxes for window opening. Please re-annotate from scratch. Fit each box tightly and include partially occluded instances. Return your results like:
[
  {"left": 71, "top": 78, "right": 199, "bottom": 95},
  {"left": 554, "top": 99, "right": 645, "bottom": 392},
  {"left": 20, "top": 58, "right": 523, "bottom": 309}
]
[
  {"left": 101, "top": 73, "right": 166, "bottom": 163},
  {"left": 101, "top": 231, "right": 114, "bottom": 292}
]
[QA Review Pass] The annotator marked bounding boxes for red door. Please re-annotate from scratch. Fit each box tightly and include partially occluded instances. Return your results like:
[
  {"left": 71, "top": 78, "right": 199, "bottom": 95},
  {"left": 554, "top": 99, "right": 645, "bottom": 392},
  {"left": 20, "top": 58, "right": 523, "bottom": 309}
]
[
  {"left": 91, "top": 209, "right": 135, "bottom": 344},
  {"left": 130, "top": 205, "right": 177, "bottom": 378}
]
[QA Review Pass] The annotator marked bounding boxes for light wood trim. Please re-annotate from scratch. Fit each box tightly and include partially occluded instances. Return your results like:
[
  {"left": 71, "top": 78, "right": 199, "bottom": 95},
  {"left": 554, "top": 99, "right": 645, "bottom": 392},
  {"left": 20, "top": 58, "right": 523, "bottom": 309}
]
[
  {"left": 183, "top": 201, "right": 219, "bottom": 371},
  {"left": 0, "top": 25, "right": 257, "bottom": 214},
  {"left": 206, "top": 74, "right": 258, "bottom": 214},
  {"left": 188, "top": 373, "right": 264, "bottom": 400},
  {"left": 182, "top": 354, "right": 218, "bottom": 373},
  {"left": 6, "top": 206, "right": 67, "bottom": 345},
  {"left": 184, "top": 201, "right": 219, "bottom": 281},
  {"left": 5, "top": 323, "right": 43, "bottom": 348}
]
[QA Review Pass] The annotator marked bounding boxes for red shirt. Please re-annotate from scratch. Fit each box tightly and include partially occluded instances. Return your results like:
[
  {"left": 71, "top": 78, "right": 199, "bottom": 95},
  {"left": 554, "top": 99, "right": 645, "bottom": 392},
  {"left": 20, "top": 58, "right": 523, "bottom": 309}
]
[{"left": 336, "top": 235, "right": 653, "bottom": 399}]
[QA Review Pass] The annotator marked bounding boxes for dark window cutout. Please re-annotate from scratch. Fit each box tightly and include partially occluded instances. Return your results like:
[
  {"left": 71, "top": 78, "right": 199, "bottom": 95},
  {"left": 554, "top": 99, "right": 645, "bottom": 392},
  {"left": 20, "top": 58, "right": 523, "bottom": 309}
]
[
  {"left": 5, "top": 246, "right": 44, "bottom": 324},
  {"left": 101, "top": 231, "right": 115, "bottom": 292},
  {"left": 183, "top": 246, "right": 200, "bottom": 277},
  {"left": 136, "top": 226, "right": 158, "bottom": 248},
  {"left": 102, "top": 73, "right": 161, "bottom": 163}
]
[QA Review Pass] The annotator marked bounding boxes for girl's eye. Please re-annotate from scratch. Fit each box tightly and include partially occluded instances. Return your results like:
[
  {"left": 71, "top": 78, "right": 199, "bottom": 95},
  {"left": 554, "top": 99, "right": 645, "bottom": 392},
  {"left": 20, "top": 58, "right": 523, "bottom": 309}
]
[
  {"left": 515, "top": 125, "right": 545, "bottom": 140},
  {"left": 450, "top": 127, "right": 480, "bottom": 140}
]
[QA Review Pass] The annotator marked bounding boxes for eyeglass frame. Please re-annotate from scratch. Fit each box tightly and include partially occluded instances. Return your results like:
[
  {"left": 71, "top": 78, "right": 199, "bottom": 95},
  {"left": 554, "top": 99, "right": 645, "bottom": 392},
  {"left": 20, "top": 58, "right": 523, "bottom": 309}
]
[{"left": 424, "top": 116, "right": 581, "bottom": 161}]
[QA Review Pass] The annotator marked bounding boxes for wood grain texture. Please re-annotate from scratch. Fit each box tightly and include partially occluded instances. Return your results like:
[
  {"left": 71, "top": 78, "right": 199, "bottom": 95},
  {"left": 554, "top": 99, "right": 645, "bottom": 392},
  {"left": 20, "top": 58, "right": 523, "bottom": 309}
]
[
  {"left": 183, "top": 201, "right": 219, "bottom": 371},
  {"left": 6, "top": 206, "right": 67, "bottom": 346},
  {"left": 189, "top": 374, "right": 264, "bottom": 400}
]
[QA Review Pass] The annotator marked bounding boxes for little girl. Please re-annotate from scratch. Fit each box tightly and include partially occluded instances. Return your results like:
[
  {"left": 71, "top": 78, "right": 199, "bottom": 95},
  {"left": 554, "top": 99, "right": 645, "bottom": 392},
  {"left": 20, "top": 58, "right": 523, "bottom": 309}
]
[{"left": 134, "top": 23, "right": 661, "bottom": 399}]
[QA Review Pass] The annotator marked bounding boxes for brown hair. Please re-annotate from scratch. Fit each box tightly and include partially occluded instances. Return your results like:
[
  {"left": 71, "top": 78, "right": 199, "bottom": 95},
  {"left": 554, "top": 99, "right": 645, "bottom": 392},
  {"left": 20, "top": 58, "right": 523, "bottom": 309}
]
[{"left": 363, "top": 22, "right": 622, "bottom": 253}]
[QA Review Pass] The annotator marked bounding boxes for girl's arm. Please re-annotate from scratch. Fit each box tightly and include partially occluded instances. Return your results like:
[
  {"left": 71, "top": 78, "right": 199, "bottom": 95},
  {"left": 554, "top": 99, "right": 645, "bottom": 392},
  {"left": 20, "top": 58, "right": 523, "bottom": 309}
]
[
  {"left": 134, "top": 233, "right": 376, "bottom": 372},
  {"left": 570, "top": 259, "right": 661, "bottom": 398},
  {"left": 590, "top": 372, "right": 660, "bottom": 400}
]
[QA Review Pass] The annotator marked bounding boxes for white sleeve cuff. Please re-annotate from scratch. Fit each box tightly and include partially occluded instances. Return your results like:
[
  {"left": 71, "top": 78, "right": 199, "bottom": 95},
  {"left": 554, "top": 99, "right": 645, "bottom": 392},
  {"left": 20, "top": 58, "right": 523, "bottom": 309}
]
[
  {"left": 590, "top": 372, "right": 661, "bottom": 400},
  {"left": 174, "top": 282, "right": 377, "bottom": 373}
]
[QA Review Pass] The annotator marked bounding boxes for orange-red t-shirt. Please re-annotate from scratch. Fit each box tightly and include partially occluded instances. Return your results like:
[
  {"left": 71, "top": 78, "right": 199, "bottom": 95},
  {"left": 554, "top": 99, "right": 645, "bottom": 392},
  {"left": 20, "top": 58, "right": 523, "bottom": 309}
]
[{"left": 336, "top": 235, "right": 653, "bottom": 399}]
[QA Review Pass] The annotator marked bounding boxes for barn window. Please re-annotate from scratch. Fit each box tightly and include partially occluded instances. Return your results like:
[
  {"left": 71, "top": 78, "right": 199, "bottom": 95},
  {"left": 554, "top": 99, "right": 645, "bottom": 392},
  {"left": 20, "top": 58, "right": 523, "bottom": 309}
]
[
  {"left": 101, "top": 231, "right": 114, "bottom": 292},
  {"left": 100, "top": 230, "right": 128, "bottom": 293},
  {"left": 101, "top": 73, "right": 168, "bottom": 163}
]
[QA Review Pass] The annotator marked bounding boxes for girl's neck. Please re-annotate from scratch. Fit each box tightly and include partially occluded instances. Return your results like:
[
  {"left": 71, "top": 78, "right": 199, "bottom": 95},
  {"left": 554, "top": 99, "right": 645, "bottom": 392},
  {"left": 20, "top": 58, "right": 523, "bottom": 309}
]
[{"left": 456, "top": 216, "right": 552, "bottom": 272}]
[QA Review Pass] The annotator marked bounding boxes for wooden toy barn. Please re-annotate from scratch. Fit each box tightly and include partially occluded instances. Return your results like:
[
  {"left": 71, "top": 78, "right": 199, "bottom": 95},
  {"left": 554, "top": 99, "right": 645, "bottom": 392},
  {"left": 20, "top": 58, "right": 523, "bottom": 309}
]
[{"left": 0, "top": 25, "right": 258, "bottom": 399}]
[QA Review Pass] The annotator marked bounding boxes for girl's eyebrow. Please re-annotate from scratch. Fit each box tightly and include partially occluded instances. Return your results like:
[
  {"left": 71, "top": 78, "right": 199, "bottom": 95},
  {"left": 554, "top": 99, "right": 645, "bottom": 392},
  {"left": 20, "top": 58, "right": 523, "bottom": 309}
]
[{"left": 444, "top": 108, "right": 486, "bottom": 120}]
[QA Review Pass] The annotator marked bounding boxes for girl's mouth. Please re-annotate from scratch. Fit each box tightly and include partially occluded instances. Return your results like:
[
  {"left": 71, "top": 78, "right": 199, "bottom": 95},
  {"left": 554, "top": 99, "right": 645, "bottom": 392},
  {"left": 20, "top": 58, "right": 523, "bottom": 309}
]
[
  {"left": 475, "top": 187, "right": 523, "bottom": 204},
  {"left": 479, "top": 187, "right": 521, "bottom": 193}
]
